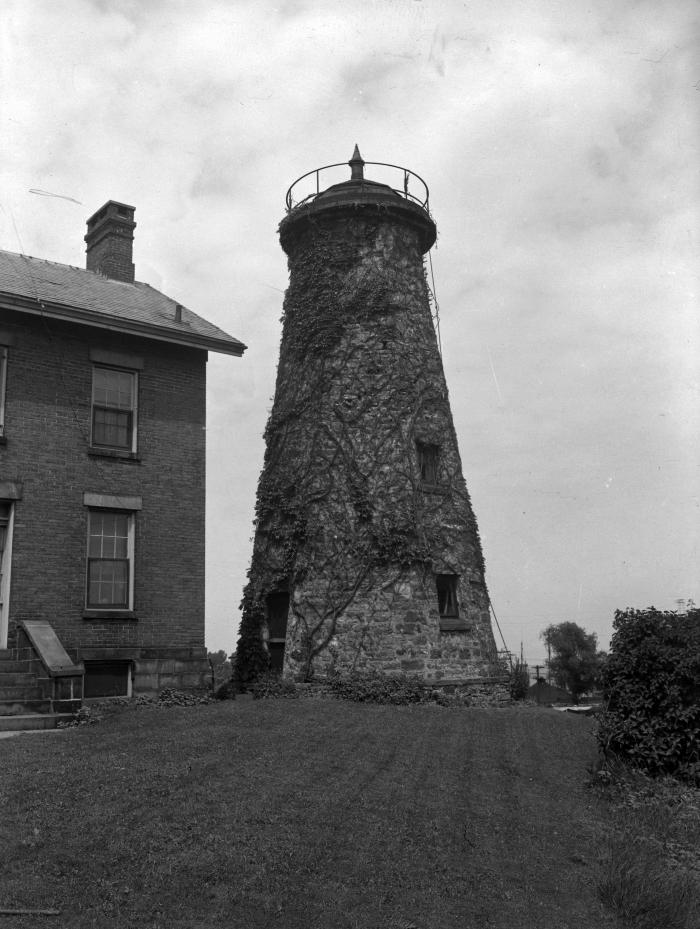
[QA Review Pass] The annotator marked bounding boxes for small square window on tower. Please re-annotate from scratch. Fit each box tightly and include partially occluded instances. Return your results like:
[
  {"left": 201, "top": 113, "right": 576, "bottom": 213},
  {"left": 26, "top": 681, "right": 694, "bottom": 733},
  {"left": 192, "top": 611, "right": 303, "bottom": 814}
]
[
  {"left": 417, "top": 441, "right": 440, "bottom": 485},
  {"left": 265, "top": 591, "right": 290, "bottom": 674},
  {"left": 436, "top": 574, "right": 459, "bottom": 618}
]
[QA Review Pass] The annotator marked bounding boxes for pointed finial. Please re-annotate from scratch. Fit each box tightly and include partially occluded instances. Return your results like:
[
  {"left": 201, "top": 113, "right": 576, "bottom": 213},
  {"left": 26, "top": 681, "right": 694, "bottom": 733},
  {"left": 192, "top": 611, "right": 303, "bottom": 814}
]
[{"left": 348, "top": 144, "right": 365, "bottom": 181}]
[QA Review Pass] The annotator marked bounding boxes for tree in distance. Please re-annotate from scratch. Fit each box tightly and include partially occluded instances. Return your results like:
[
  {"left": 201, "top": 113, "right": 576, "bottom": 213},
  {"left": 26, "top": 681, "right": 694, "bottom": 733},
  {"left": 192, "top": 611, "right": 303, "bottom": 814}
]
[{"left": 540, "top": 622, "right": 605, "bottom": 703}]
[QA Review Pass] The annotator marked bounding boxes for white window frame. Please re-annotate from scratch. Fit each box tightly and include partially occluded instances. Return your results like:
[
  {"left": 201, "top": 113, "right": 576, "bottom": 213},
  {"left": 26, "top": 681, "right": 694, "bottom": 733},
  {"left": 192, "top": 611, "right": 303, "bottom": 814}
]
[
  {"left": 0, "top": 501, "right": 14, "bottom": 648},
  {"left": 0, "top": 346, "right": 8, "bottom": 438},
  {"left": 91, "top": 364, "right": 138, "bottom": 452},
  {"left": 85, "top": 508, "right": 135, "bottom": 611}
]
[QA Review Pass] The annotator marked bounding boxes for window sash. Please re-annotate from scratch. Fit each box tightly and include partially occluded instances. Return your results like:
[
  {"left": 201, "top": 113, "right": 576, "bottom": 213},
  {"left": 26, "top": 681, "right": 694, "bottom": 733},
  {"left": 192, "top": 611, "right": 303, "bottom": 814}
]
[
  {"left": 87, "top": 558, "right": 130, "bottom": 608},
  {"left": 92, "top": 406, "right": 133, "bottom": 449},
  {"left": 0, "top": 347, "right": 7, "bottom": 437},
  {"left": 86, "top": 510, "right": 134, "bottom": 609},
  {"left": 91, "top": 366, "right": 137, "bottom": 450}
]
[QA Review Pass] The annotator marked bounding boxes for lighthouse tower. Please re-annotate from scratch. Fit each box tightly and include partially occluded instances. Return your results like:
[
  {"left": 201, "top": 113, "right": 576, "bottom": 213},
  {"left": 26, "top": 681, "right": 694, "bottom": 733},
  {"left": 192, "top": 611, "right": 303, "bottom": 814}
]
[{"left": 235, "top": 148, "right": 499, "bottom": 685}]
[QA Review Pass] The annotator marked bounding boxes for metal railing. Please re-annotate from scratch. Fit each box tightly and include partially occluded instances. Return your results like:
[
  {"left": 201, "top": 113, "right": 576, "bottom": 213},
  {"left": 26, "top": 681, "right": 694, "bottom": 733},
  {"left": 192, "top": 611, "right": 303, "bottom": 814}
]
[{"left": 285, "top": 161, "right": 430, "bottom": 213}]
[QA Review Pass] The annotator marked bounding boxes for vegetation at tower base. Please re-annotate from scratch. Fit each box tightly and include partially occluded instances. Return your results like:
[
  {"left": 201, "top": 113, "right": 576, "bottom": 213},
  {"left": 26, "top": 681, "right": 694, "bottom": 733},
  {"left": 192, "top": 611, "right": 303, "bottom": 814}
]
[
  {"left": 233, "top": 200, "right": 499, "bottom": 686},
  {"left": 597, "top": 607, "right": 700, "bottom": 784},
  {"left": 509, "top": 658, "right": 530, "bottom": 701}
]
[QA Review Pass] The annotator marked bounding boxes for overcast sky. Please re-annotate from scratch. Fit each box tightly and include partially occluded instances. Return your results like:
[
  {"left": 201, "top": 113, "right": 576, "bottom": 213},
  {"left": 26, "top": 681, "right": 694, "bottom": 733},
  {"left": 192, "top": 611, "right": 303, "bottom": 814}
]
[{"left": 2, "top": 0, "right": 698, "bottom": 664}]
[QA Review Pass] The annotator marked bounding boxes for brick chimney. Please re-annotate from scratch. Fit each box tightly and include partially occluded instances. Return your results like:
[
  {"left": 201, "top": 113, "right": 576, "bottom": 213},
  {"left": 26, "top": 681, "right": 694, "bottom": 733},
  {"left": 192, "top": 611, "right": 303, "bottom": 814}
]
[{"left": 85, "top": 201, "right": 136, "bottom": 283}]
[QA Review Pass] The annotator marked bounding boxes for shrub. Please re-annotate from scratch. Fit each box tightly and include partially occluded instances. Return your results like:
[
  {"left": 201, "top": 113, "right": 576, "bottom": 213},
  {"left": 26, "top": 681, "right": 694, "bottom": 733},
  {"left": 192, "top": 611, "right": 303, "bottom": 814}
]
[
  {"left": 249, "top": 673, "right": 300, "bottom": 700},
  {"left": 599, "top": 826, "right": 696, "bottom": 929},
  {"left": 214, "top": 680, "right": 236, "bottom": 701},
  {"left": 598, "top": 608, "right": 700, "bottom": 783},
  {"left": 327, "top": 669, "right": 437, "bottom": 705},
  {"left": 57, "top": 706, "right": 102, "bottom": 728},
  {"left": 594, "top": 765, "right": 700, "bottom": 929},
  {"left": 509, "top": 659, "right": 530, "bottom": 701},
  {"left": 155, "top": 688, "right": 213, "bottom": 707}
]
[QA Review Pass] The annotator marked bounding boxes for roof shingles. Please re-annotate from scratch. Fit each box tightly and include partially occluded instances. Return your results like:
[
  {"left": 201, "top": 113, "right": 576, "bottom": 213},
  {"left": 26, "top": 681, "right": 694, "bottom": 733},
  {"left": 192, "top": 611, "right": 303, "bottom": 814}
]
[{"left": 0, "top": 248, "right": 245, "bottom": 356}]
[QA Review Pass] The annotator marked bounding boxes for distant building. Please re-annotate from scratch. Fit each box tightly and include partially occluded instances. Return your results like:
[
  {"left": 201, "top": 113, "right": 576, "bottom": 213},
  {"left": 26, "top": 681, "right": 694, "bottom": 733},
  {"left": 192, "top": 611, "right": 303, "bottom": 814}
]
[{"left": 0, "top": 201, "right": 244, "bottom": 713}]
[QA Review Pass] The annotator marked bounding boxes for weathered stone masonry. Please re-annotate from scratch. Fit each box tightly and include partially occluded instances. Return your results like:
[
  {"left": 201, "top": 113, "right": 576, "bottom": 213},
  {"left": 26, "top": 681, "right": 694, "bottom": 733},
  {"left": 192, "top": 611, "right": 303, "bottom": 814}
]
[{"left": 235, "top": 154, "right": 499, "bottom": 684}]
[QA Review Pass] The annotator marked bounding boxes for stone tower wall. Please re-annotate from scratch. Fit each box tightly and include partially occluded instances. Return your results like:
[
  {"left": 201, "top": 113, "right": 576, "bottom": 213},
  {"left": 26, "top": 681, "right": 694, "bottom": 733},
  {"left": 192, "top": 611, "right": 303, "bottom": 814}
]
[{"left": 237, "top": 203, "right": 498, "bottom": 683}]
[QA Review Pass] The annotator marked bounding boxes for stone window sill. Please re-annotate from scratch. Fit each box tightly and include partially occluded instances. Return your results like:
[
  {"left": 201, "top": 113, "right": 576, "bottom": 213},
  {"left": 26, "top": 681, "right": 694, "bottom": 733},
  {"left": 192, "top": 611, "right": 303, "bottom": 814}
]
[
  {"left": 439, "top": 618, "right": 470, "bottom": 633},
  {"left": 88, "top": 446, "right": 141, "bottom": 462},
  {"left": 83, "top": 610, "right": 138, "bottom": 621}
]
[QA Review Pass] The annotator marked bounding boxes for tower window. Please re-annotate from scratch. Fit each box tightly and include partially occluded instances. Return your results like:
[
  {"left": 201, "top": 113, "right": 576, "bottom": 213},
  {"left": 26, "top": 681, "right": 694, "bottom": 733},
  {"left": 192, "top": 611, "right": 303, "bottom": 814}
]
[
  {"left": 265, "top": 591, "right": 289, "bottom": 673},
  {"left": 266, "top": 591, "right": 289, "bottom": 640},
  {"left": 435, "top": 574, "right": 459, "bottom": 618},
  {"left": 417, "top": 442, "right": 440, "bottom": 485}
]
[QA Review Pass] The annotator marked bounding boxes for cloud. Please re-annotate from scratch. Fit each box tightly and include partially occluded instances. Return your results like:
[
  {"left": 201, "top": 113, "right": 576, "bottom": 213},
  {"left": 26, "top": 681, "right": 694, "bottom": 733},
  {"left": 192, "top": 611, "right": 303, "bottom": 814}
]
[{"left": 2, "top": 0, "right": 697, "bottom": 659}]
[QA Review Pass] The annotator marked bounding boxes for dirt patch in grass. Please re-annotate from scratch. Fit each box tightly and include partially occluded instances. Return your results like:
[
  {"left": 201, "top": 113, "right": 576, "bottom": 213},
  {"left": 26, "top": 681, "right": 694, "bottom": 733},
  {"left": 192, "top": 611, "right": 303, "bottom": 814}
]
[{"left": 0, "top": 702, "right": 615, "bottom": 928}]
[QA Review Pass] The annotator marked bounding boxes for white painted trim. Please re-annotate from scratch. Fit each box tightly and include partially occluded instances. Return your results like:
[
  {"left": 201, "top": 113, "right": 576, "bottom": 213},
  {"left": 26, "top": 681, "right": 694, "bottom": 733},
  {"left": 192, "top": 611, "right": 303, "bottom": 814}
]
[
  {"left": 0, "top": 346, "right": 7, "bottom": 437},
  {"left": 0, "top": 503, "right": 14, "bottom": 649},
  {"left": 91, "top": 365, "right": 139, "bottom": 453}
]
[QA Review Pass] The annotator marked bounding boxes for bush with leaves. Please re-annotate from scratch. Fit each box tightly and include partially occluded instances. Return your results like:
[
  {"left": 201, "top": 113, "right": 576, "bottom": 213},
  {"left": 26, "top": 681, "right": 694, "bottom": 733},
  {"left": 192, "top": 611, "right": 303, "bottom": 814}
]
[
  {"left": 509, "top": 659, "right": 530, "bottom": 701},
  {"left": 327, "top": 669, "right": 451, "bottom": 706},
  {"left": 250, "top": 672, "right": 300, "bottom": 700},
  {"left": 598, "top": 607, "right": 700, "bottom": 784}
]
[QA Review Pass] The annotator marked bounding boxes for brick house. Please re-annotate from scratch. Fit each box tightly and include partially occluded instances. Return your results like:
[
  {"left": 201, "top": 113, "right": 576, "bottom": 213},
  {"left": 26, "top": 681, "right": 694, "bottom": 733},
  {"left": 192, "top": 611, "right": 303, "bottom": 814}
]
[{"left": 0, "top": 201, "right": 244, "bottom": 711}]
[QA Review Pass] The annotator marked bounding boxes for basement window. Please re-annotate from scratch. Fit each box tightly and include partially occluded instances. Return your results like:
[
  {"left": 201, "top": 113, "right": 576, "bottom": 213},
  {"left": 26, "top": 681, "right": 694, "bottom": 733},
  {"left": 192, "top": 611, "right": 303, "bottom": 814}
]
[
  {"left": 84, "top": 660, "right": 132, "bottom": 698},
  {"left": 417, "top": 441, "right": 440, "bottom": 485}
]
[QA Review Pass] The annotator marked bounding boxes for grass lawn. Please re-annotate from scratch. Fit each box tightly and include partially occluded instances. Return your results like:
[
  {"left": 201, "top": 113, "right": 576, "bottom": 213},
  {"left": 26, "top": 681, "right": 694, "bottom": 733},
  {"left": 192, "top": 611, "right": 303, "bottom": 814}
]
[{"left": 0, "top": 701, "right": 624, "bottom": 928}]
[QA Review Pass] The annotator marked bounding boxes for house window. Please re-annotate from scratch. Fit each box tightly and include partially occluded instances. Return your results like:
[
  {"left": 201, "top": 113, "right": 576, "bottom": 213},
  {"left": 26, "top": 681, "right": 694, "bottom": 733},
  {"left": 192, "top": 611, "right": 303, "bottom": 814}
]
[
  {"left": 0, "top": 501, "right": 14, "bottom": 649},
  {"left": 91, "top": 365, "right": 137, "bottom": 450},
  {"left": 0, "top": 346, "right": 7, "bottom": 438},
  {"left": 86, "top": 509, "right": 134, "bottom": 609},
  {"left": 417, "top": 442, "right": 440, "bottom": 485},
  {"left": 436, "top": 574, "right": 459, "bottom": 618}
]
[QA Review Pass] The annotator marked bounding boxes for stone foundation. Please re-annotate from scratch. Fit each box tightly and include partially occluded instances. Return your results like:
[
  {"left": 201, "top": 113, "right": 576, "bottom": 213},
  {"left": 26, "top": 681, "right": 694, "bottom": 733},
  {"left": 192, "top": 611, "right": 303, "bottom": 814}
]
[
  {"left": 294, "top": 677, "right": 511, "bottom": 707},
  {"left": 75, "top": 646, "right": 210, "bottom": 696}
]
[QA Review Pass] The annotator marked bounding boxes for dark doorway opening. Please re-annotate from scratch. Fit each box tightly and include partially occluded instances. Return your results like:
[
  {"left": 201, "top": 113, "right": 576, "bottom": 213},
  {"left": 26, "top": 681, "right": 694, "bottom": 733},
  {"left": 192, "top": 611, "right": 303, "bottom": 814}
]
[{"left": 266, "top": 591, "right": 290, "bottom": 673}]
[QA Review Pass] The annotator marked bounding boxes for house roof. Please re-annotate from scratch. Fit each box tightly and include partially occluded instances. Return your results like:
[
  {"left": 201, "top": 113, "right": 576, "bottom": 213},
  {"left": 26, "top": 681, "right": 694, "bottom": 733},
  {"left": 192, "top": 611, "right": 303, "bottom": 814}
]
[{"left": 0, "top": 248, "right": 246, "bottom": 356}]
